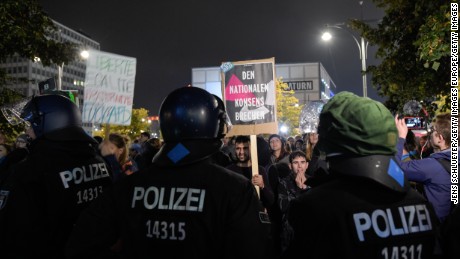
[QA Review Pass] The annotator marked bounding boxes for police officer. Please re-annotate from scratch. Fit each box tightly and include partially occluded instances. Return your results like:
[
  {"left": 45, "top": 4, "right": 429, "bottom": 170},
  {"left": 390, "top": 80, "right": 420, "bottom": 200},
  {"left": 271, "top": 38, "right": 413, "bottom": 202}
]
[
  {"left": 285, "top": 92, "right": 437, "bottom": 258},
  {"left": 0, "top": 94, "right": 112, "bottom": 257},
  {"left": 66, "top": 87, "right": 272, "bottom": 258}
]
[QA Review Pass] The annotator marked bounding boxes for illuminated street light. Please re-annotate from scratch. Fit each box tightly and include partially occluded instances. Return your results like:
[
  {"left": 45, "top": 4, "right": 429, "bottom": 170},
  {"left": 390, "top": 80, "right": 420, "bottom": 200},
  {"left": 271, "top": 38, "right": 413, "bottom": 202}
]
[
  {"left": 57, "top": 49, "right": 89, "bottom": 90},
  {"left": 80, "top": 50, "right": 89, "bottom": 59},
  {"left": 321, "top": 24, "right": 368, "bottom": 98},
  {"left": 321, "top": 32, "right": 332, "bottom": 41},
  {"left": 280, "top": 125, "right": 288, "bottom": 134}
]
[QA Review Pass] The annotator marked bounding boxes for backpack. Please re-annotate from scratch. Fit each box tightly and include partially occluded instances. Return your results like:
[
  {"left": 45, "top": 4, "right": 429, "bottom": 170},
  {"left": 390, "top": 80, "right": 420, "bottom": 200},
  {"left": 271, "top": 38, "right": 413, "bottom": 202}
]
[{"left": 435, "top": 158, "right": 459, "bottom": 257}]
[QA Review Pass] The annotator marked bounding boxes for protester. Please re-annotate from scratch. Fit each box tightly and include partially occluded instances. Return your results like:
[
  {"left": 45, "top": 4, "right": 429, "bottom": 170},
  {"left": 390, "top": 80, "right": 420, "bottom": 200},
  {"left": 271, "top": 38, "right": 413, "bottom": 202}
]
[
  {"left": 66, "top": 87, "right": 272, "bottom": 258},
  {"left": 395, "top": 113, "right": 452, "bottom": 223},
  {"left": 221, "top": 136, "right": 237, "bottom": 162},
  {"left": 293, "top": 139, "right": 304, "bottom": 151},
  {"left": 14, "top": 133, "right": 31, "bottom": 150},
  {"left": 0, "top": 94, "right": 113, "bottom": 258},
  {"left": 129, "top": 142, "right": 144, "bottom": 168},
  {"left": 304, "top": 132, "right": 318, "bottom": 161},
  {"left": 138, "top": 131, "right": 150, "bottom": 154},
  {"left": 268, "top": 134, "right": 290, "bottom": 167},
  {"left": 138, "top": 137, "right": 162, "bottom": 169},
  {"left": 0, "top": 143, "right": 11, "bottom": 165},
  {"left": 278, "top": 150, "right": 310, "bottom": 254},
  {"left": 138, "top": 131, "right": 150, "bottom": 145},
  {"left": 286, "top": 136, "right": 295, "bottom": 152},
  {"left": 401, "top": 130, "right": 424, "bottom": 194},
  {"left": 285, "top": 92, "right": 437, "bottom": 258},
  {"left": 100, "top": 133, "right": 138, "bottom": 182},
  {"left": 226, "top": 135, "right": 274, "bottom": 211}
]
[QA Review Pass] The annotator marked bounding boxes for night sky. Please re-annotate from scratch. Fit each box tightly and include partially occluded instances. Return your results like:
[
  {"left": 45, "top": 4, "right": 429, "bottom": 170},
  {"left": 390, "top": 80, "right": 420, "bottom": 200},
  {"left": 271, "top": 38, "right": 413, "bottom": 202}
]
[{"left": 39, "top": 0, "right": 385, "bottom": 116}]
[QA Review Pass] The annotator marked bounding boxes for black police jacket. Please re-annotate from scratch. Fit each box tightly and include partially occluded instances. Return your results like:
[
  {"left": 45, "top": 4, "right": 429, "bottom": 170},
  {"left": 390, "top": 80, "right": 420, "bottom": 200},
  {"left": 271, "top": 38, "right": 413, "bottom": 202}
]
[
  {"left": 66, "top": 158, "right": 273, "bottom": 258},
  {"left": 0, "top": 127, "right": 113, "bottom": 258},
  {"left": 284, "top": 174, "right": 437, "bottom": 259}
]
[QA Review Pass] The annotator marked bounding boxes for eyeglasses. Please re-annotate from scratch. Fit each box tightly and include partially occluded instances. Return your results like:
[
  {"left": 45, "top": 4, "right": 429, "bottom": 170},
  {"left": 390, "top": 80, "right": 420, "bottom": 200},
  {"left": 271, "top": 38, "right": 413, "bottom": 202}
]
[{"left": 429, "top": 126, "right": 437, "bottom": 133}]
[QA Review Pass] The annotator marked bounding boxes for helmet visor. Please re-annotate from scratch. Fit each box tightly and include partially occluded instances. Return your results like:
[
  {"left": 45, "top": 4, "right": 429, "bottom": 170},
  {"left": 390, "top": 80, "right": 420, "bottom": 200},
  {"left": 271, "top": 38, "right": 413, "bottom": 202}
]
[{"left": 0, "top": 97, "right": 32, "bottom": 126}]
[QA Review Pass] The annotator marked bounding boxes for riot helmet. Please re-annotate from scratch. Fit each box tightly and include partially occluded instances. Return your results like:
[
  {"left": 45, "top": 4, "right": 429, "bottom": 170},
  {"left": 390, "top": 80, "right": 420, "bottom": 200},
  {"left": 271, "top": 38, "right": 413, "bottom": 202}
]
[
  {"left": 159, "top": 87, "right": 228, "bottom": 142},
  {"left": 20, "top": 94, "right": 82, "bottom": 138},
  {"left": 153, "top": 87, "right": 229, "bottom": 165},
  {"left": 317, "top": 91, "right": 407, "bottom": 192}
]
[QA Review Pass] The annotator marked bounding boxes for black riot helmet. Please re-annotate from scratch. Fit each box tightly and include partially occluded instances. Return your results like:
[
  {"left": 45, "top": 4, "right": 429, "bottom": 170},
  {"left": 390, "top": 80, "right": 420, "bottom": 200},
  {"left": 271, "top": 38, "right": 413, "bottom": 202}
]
[
  {"left": 153, "top": 87, "right": 229, "bottom": 166},
  {"left": 21, "top": 94, "right": 82, "bottom": 138},
  {"left": 160, "top": 87, "right": 228, "bottom": 142}
]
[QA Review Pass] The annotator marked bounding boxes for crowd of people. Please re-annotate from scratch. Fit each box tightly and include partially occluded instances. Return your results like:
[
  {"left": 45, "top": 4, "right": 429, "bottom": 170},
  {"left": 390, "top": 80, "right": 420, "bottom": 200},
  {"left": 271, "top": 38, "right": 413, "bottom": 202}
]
[{"left": 0, "top": 88, "right": 456, "bottom": 258}]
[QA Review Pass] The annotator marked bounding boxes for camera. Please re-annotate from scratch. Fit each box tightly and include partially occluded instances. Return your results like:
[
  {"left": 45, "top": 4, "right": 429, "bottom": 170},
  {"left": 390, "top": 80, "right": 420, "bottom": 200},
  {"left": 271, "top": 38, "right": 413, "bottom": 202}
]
[{"left": 404, "top": 116, "right": 425, "bottom": 129}]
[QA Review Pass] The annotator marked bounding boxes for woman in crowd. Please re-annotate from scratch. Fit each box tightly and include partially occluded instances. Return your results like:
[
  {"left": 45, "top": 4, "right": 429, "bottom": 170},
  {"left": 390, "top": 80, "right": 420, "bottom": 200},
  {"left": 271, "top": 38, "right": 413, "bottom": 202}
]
[
  {"left": 99, "top": 133, "right": 138, "bottom": 182},
  {"left": 268, "top": 134, "right": 290, "bottom": 168},
  {"left": 0, "top": 144, "right": 11, "bottom": 166}
]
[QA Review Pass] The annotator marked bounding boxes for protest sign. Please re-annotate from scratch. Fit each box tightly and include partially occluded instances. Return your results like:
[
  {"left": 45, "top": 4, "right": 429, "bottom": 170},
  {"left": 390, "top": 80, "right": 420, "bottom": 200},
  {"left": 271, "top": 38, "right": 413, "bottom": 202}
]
[
  {"left": 221, "top": 58, "right": 278, "bottom": 136},
  {"left": 221, "top": 58, "right": 278, "bottom": 197},
  {"left": 82, "top": 50, "right": 136, "bottom": 125}
]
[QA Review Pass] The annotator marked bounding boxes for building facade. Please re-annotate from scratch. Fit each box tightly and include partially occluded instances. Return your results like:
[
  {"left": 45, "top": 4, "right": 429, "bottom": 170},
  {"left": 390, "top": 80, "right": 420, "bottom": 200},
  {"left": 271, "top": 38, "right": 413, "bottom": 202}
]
[
  {"left": 191, "top": 62, "right": 337, "bottom": 105},
  {"left": 0, "top": 20, "right": 100, "bottom": 107},
  {"left": 1, "top": 20, "right": 100, "bottom": 134}
]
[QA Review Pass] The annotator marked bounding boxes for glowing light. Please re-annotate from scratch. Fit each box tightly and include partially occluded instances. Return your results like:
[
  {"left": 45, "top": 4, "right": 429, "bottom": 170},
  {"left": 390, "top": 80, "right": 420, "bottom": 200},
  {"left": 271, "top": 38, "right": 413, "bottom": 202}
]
[{"left": 321, "top": 32, "right": 332, "bottom": 41}]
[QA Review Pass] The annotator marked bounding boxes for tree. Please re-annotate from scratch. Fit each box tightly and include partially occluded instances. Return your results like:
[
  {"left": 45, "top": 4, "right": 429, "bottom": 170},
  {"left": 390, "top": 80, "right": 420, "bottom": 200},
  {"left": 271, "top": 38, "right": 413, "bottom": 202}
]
[
  {"left": 276, "top": 78, "right": 302, "bottom": 136},
  {"left": 0, "top": 0, "right": 79, "bottom": 140},
  {"left": 0, "top": 0, "right": 76, "bottom": 86},
  {"left": 351, "top": 0, "right": 450, "bottom": 118},
  {"left": 93, "top": 108, "right": 151, "bottom": 141}
]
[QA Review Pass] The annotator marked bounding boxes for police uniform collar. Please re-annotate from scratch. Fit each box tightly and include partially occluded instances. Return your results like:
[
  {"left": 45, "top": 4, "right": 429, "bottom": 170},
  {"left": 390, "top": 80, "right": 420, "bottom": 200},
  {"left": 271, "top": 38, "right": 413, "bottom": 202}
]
[{"left": 328, "top": 155, "right": 409, "bottom": 193}]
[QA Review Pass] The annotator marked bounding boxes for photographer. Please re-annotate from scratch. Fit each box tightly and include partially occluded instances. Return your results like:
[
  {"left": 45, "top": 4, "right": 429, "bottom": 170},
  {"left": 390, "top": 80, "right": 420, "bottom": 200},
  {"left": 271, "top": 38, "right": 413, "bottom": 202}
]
[{"left": 395, "top": 113, "right": 452, "bottom": 223}]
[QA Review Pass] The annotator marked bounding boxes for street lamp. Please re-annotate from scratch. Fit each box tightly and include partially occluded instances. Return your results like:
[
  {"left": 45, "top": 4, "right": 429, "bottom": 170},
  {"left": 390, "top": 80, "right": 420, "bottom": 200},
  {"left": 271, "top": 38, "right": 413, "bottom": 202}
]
[
  {"left": 280, "top": 125, "right": 289, "bottom": 136},
  {"left": 80, "top": 50, "right": 89, "bottom": 59},
  {"left": 321, "top": 23, "right": 369, "bottom": 98},
  {"left": 57, "top": 49, "right": 90, "bottom": 90}
]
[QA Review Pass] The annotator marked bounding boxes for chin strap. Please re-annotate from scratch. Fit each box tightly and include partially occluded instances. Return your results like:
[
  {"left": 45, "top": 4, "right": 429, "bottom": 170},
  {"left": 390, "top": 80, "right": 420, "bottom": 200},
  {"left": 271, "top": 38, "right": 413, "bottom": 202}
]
[{"left": 328, "top": 155, "right": 409, "bottom": 193}]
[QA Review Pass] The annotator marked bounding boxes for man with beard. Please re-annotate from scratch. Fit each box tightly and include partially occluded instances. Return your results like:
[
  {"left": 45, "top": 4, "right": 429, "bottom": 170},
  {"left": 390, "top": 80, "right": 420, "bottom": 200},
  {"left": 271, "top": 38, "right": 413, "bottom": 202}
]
[{"left": 226, "top": 135, "right": 274, "bottom": 211}]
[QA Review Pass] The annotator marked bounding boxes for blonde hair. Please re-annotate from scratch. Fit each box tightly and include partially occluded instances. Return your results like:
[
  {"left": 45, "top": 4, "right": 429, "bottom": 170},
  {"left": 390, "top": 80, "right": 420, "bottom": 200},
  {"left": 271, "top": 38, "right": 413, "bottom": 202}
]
[
  {"left": 108, "top": 133, "right": 130, "bottom": 165},
  {"left": 305, "top": 133, "right": 317, "bottom": 160}
]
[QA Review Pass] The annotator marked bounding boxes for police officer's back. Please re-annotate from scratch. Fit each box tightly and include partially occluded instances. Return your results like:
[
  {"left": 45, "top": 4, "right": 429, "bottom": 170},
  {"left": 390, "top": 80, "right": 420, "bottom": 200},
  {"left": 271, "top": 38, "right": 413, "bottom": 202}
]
[
  {"left": 66, "top": 87, "right": 272, "bottom": 258},
  {"left": 0, "top": 94, "right": 112, "bottom": 257},
  {"left": 285, "top": 92, "right": 437, "bottom": 258}
]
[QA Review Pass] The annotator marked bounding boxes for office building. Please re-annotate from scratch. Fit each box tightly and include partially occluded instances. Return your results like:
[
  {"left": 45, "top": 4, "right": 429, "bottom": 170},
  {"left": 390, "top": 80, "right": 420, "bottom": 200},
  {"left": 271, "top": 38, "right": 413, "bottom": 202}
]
[
  {"left": 191, "top": 62, "right": 337, "bottom": 105},
  {"left": 0, "top": 20, "right": 100, "bottom": 107}
]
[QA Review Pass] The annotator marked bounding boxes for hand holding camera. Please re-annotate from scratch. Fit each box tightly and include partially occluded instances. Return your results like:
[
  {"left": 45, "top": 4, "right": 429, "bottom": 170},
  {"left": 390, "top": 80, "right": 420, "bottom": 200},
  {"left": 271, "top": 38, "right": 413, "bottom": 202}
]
[{"left": 394, "top": 114, "right": 409, "bottom": 139}]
